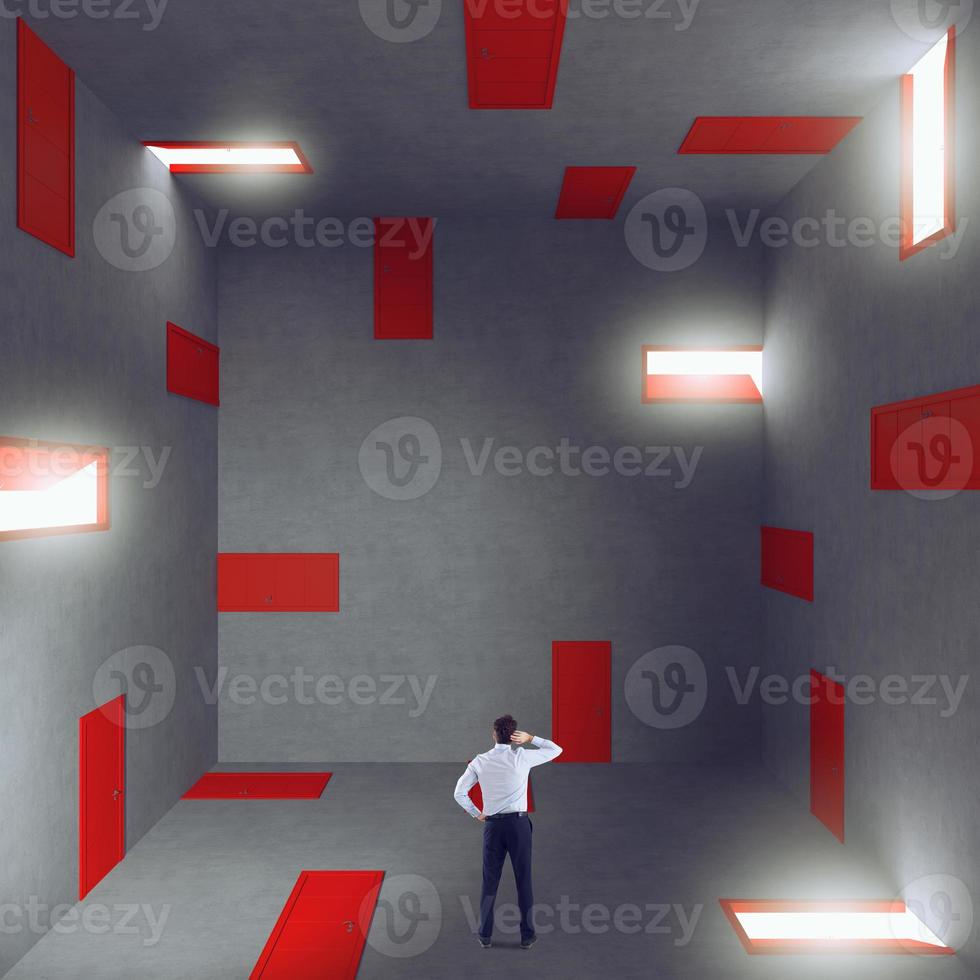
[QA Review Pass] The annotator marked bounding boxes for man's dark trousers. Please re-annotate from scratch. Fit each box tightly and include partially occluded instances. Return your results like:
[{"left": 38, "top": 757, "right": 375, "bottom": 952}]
[{"left": 479, "top": 812, "right": 534, "bottom": 942}]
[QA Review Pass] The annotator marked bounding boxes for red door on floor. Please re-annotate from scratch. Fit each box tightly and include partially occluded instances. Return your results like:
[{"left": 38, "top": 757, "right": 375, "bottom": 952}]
[
  {"left": 79, "top": 695, "right": 125, "bottom": 898},
  {"left": 810, "top": 669, "right": 845, "bottom": 842},
  {"left": 251, "top": 871, "right": 384, "bottom": 980},
  {"left": 552, "top": 641, "right": 611, "bottom": 762}
]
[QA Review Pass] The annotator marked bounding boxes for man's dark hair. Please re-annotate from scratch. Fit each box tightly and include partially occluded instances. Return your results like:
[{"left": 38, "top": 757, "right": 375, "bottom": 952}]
[{"left": 493, "top": 714, "right": 517, "bottom": 744}]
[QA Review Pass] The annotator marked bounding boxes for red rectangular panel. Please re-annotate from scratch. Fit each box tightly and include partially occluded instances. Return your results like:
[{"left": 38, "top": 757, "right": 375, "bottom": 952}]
[
  {"left": 810, "top": 670, "right": 845, "bottom": 843},
  {"left": 246, "top": 556, "right": 277, "bottom": 610},
  {"left": 167, "top": 322, "right": 220, "bottom": 405},
  {"left": 217, "top": 554, "right": 340, "bottom": 612},
  {"left": 465, "top": 1, "right": 567, "bottom": 109},
  {"left": 216, "top": 553, "right": 249, "bottom": 610},
  {"left": 555, "top": 166, "right": 636, "bottom": 219},
  {"left": 760, "top": 526, "right": 813, "bottom": 601},
  {"left": 79, "top": 696, "right": 125, "bottom": 899},
  {"left": 468, "top": 772, "right": 535, "bottom": 812},
  {"left": 552, "top": 641, "right": 611, "bottom": 763},
  {"left": 18, "top": 19, "right": 75, "bottom": 256},
  {"left": 250, "top": 871, "right": 385, "bottom": 980},
  {"left": 472, "top": 29, "right": 554, "bottom": 57},
  {"left": 678, "top": 116, "right": 861, "bottom": 154},
  {"left": 374, "top": 218, "right": 433, "bottom": 340},
  {"left": 870, "top": 384, "right": 979, "bottom": 491},
  {"left": 183, "top": 772, "right": 332, "bottom": 799}
]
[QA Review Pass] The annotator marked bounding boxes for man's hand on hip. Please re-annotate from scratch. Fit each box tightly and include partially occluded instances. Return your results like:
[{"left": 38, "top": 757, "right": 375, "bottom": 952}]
[{"left": 475, "top": 813, "right": 486, "bottom": 822}]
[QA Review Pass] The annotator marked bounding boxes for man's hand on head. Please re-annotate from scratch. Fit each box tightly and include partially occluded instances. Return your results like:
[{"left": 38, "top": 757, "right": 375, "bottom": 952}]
[{"left": 510, "top": 731, "right": 533, "bottom": 746}]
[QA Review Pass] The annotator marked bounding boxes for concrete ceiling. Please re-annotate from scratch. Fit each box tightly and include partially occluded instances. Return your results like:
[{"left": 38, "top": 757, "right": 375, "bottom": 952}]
[{"left": 24, "top": 0, "right": 941, "bottom": 219}]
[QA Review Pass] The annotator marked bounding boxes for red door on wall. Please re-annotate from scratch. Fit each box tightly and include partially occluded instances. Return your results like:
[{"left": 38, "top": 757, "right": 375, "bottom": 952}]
[
  {"left": 217, "top": 554, "right": 340, "bottom": 612},
  {"left": 18, "top": 19, "right": 75, "bottom": 256},
  {"left": 79, "top": 695, "right": 126, "bottom": 898},
  {"left": 552, "top": 641, "right": 611, "bottom": 763},
  {"left": 810, "top": 669, "right": 845, "bottom": 842},
  {"left": 374, "top": 217, "right": 433, "bottom": 339},
  {"left": 167, "top": 322, "right": 220, "bottom": 405}
]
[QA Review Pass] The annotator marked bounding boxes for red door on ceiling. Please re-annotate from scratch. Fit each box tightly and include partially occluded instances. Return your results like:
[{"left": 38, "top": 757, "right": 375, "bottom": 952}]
[
  {"left": 810, "top": 669, "right": 845, "bottom": 843},
  {"left": 79, "top": 695, "right": 126, "bottom": 899},
  {"left": 251, "top": 871, "right": 385, "bottom": 980},
  {"left": 552, "top": 641, "right": 611, "bottom": 763}
]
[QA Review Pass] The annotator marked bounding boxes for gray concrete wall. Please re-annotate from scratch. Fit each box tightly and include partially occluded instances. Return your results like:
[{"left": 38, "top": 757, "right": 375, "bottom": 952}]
[
  {"left": 761, "top": 24, "right": 979, "bottom": 967},
  {"left": 217, "top": 216, "right": 765, "bottom": 763},
  {"left": 0, "top": 20, "right": 218, "bottom": 977}
]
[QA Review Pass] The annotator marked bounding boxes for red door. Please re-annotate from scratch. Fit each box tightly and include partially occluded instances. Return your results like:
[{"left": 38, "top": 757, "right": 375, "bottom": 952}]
[
  {"left": 166, "top": 322, "right": 220, "bottom": 405},
  {"left": 183, "top": 772, "right": 332, "bottom": 800},
  {"left": 217, "top": 554, "right": 341, "bottom": 612},
  {"left": 552, "top": 641, "right": 611, "bottom": 763},
  {"left": 18, "top": 19, "right": 75, "bottom": 256},
  {"left": 251, "top": 871, "right": 384, "bottom": 980},
  {"left": 374, "top": 217, "right": 433, "bottom": 340},
  {"left": 79, "top": 696, "right": 125, "bottom": 898},
  {"left": 760, "top": 526, "right": 814, "bottom": 601},
  {"left": 810, "top": 669, "right": 845, "bottom": 842}
]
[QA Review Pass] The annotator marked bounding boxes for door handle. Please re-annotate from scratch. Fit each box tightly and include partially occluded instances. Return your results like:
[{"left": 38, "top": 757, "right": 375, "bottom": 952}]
[
  {"left": 113, "top": 789, "right": 123, "bottom": 800},
  {"left": 344, "top": 920, "right": 354, "bottom": 933}
]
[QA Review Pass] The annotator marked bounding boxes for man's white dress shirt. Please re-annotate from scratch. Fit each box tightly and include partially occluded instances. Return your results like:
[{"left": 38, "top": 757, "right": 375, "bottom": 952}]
[{"left": 453, "top": 737, "right": 563, "bottom": 817}]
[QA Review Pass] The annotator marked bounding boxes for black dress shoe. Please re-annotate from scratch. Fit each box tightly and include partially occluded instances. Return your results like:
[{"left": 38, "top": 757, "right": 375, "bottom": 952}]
[
  {"left": 478, "top": 936, "right": 492, "bottom": 948},
  {"left": 520, "top": 936, "right": 537, "bottom": 950}
]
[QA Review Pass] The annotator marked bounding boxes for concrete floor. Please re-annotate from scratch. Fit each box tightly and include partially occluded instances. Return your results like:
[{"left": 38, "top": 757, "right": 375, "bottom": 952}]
[{"left": 5, "top": 763, "right": 971, "bottom": 979}]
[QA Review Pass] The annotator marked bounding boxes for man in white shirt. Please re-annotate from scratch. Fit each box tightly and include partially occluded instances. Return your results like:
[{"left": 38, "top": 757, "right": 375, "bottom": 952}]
[{"left": 453, "top": 714, "right": 563, "bottom": 950}]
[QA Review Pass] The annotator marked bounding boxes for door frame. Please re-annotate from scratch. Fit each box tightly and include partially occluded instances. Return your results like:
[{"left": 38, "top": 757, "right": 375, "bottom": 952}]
[{"left": 79, "top": 694, "right": 126, "bottom": 899}]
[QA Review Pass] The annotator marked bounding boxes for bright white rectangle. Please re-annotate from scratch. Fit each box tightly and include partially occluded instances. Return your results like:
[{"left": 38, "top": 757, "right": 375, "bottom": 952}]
[
  {"left": 145, "top": 145, "right": 302, "bottom": 168},
  {"left": 646, "top": 349, "right": 763, "bottom": 394},
  {"left": 0, "top": 462, "right": 100, "bottom": 533},
  {"left": 909, "top": 34, "right": 948, "bottom": 244},
  {"left": 734, "top": 909, "right": 948, "bottom": 947}
]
